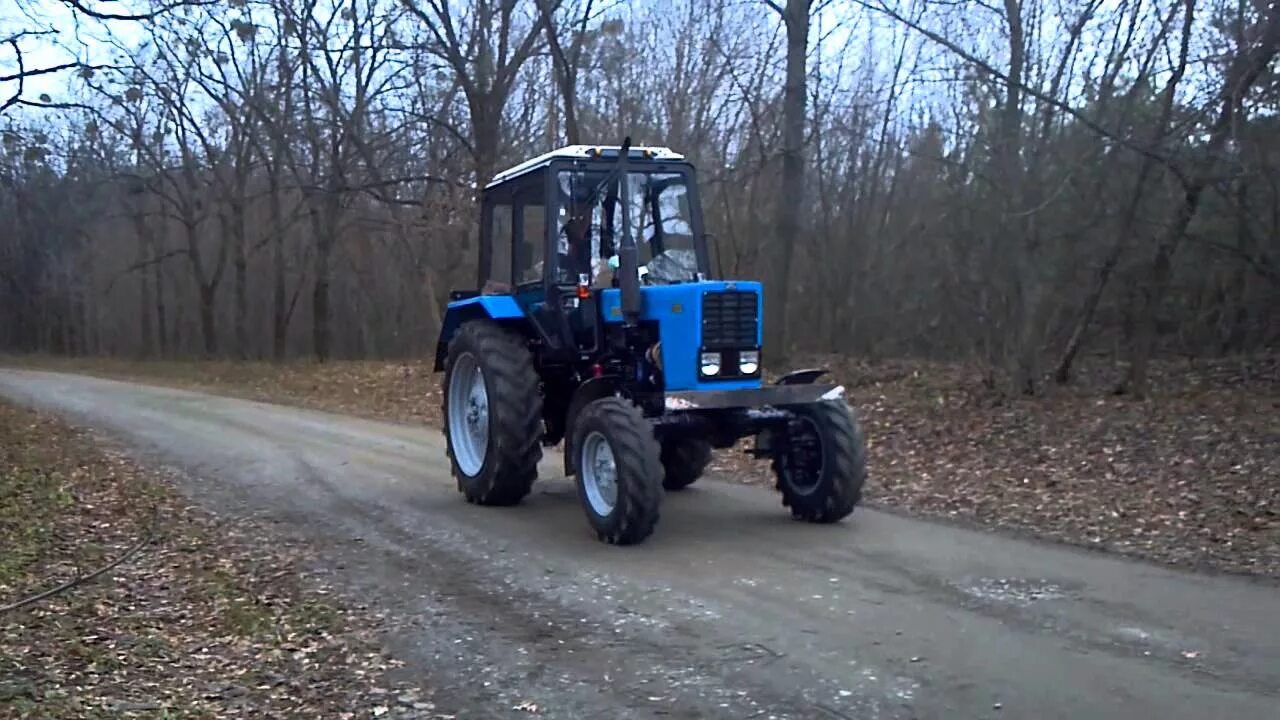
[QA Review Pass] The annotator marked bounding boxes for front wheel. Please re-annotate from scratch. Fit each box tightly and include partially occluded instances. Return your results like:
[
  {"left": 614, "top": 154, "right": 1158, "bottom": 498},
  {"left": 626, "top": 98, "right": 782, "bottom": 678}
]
[
  {"left": 771, "top": 401, "right": 866, "bottom": 523},
  {"left": 572, "top": 398, "right": 663, "bottom": 545}
]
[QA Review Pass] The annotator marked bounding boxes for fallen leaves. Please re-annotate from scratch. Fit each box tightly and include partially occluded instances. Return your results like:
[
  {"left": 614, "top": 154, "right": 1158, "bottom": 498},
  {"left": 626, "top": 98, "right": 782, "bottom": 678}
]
[
  {"left": 0, "top": 400, "right": 438, "bottom": 718},
  {"left": 724, "top": 354, "right": 1280, "bottom": 577}
]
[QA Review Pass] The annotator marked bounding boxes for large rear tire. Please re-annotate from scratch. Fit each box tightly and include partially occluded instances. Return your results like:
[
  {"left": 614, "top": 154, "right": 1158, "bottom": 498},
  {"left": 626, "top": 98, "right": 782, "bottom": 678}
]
[
  {"left": 572, "top": 398, "right": 663, "bottom": 545},
  {"left": 660, "top": 438, "right": 712, "bottom": 491},
  {"left": 772, "top": 401, "right": 866, "bottom": 523},
  {"left": 442, "top": 321, "right": 543, "bottom": 505}
]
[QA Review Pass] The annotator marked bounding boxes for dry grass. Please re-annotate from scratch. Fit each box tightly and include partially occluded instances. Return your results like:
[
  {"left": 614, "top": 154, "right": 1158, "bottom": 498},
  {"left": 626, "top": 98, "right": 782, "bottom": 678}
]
[{"left": 6, "top": 356, "right": 443, "bottom": 426}]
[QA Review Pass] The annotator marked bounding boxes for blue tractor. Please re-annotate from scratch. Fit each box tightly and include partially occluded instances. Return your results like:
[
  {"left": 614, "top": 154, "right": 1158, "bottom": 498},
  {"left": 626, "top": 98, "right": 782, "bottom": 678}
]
[{"left": 435, "top": 140, "right": 866, "bottom": 545}]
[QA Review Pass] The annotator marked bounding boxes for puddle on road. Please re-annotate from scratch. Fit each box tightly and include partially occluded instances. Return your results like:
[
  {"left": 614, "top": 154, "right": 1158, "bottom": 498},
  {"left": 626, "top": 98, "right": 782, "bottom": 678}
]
[{"left": 959, "top": 577, "right": 1066, "bottom": 606}]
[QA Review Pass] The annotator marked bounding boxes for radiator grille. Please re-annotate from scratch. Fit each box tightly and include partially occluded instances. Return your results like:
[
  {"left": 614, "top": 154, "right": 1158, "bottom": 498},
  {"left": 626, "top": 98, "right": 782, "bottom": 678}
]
[{"left": 701, "top": 290, "right": 759, "bottom": 350}]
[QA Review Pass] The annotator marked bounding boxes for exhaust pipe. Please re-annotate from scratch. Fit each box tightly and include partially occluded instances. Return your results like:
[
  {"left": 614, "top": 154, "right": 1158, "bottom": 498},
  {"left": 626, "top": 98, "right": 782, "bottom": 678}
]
[{"left": 614, "top": 137, "right": 641, "bottom": 326}]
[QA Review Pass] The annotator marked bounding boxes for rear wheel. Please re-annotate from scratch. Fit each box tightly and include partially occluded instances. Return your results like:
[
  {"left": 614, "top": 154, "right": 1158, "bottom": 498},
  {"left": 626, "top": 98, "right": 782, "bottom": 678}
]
[
  {"left": 572, "top": 398, "right": 663, "bottom": 545},
  {"left": 772, "top": 401, "right": 866, "bottom": 523},
  {"left": 660, "top": 438, "right": 712, "bottom": 491},
  {"left": 442, "top": 321, "right": 542, "bottom": 505}
]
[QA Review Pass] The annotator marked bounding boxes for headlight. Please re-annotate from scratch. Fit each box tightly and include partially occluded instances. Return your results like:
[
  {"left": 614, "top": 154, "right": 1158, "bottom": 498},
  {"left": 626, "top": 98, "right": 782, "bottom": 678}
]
[
  {"left": 739, "top": 350, "right": 759, "bottom": 375},
  {"left": 699, "top": 351, "right": 721, "bottom": 376}
]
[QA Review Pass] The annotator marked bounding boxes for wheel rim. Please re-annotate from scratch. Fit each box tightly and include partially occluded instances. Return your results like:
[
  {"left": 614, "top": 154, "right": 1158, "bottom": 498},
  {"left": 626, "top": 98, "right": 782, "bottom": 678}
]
[
  {"left": 580, "top": 431, "right": 618, "bottom": 516},
  {"left": 783, "top": 417, "right": 825, "bottom": 495},
  {"left": 447, "top": 353, "right": 488, "bottom": 476}
]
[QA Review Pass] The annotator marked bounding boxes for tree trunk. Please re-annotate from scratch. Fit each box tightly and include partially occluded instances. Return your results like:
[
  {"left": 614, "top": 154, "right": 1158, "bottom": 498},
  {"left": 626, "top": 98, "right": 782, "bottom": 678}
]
[
  {"left": 153, "top": 239, "right": 168, "bottom": 358},
  {"left": 311, "top": 204, "right": 333, "bottom": 362},
  {"left": 198, "top": 284, "right": 218, "bottom": 357},
  {"left": 1222, "top": 176, "right": 1252, "bottom": 352},
  {"left": 139, "top": 250, "right": 153, "bottom": 358},
  {"left": 471, "top": 101, "right": 502, "bottom": 189},
  {"left": 133, "top": 208, "right": 154, "bottom": 358},
  {"left": 271, "top": 187, "right": 288, "bottom": 361},
  {"left": 536, "top": 0, "right": 585, "bottom": 145},
  {"left": 765, "top": 0, "right": 811, "bottom": 362},
  {"left": 233, "top": 212, "right": 249, "bottom": 361},
  {"left": 312, "top": 256, "right": 331, "bottom": 361},
  {"left": 223, "top": 206, "right": 250, "bottom": 361},
  {"left": 1054, "top": 242, "right": 1124, "bottom": 383},
  {"left": 1000, "top": 0, "right": 1037, "bottom": 394}
]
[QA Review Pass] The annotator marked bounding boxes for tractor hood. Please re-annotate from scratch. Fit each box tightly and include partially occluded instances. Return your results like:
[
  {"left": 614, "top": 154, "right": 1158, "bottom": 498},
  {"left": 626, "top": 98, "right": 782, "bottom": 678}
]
[{"left": 599, "top": 280, "right": 764, "bottom": 392}]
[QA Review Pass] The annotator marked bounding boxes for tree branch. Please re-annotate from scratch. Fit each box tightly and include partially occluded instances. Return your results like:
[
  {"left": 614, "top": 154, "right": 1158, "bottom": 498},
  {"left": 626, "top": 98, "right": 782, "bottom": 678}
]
[
  {"left": 851, "top": 0, "right": 1187, "bottom": 184},
  {"left": 1, "top": 39, "right": 24, "bottom": 115},
  {"left": 59, "top": 0, "right": 216, "bottom": 21},
  {"left": 0, "top": 521, "right": 153, "bottom": 615}
]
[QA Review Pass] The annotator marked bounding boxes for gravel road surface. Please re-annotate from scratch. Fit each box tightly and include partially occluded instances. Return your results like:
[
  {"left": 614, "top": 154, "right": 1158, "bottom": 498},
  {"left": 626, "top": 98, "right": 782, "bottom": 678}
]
[{"left": 1, "top": 369, "right": 1276, "bottom": 719}]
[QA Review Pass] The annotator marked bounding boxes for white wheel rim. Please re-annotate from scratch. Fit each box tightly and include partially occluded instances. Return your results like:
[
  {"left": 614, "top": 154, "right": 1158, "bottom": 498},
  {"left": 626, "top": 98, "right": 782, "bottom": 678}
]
[
  {"left": 580, "top": 431, "right": 618, "bottom": 516},
  {"left": 448, "top": 353, "right": 488, "bottom": 476}
]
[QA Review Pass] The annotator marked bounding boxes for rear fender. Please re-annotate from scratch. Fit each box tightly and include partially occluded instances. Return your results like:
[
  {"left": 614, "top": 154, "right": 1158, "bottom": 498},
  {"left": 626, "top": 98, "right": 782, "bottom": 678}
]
[{"left": 434, "top": 295, "right": 526, "bottom": 371}]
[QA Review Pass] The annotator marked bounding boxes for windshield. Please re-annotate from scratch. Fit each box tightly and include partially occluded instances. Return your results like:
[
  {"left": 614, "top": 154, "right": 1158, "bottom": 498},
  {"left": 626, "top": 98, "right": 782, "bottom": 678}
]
[{"left": 556, "top": 169, "right": 700, "bottom": 285}]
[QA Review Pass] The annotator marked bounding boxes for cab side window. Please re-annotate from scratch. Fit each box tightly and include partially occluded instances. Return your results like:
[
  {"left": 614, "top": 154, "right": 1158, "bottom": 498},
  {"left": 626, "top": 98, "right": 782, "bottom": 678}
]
[
  {"left": 518, "top": 199, "right": 546, "bottom": 285},
  {"left": 489, "top": 203, "right": 513, "bottom": 285},
  {"left": 513, "top": 174, "right": 547, "bottom": 286}
]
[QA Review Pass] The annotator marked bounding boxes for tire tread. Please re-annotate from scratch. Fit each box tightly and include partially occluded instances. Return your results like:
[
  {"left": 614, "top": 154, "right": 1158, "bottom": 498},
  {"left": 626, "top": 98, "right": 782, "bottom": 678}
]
[{"left": 774, "top": 401, "right": 866, "bottom": 523}]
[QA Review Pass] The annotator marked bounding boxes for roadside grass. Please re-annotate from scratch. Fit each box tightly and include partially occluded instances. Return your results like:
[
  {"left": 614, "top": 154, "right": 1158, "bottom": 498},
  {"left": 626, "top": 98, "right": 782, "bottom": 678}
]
[
  {"left": 2, "top": 356, "right": 442, "bottom": 426},
  {"left": 3, "top": 352, "right": 1278, "bottom": 579},
  {"left": 0, "top": 400, "right": 438, "bottom": 719},
  {"left": 0, "top": 469, "right": 74, "bottom": 589}
]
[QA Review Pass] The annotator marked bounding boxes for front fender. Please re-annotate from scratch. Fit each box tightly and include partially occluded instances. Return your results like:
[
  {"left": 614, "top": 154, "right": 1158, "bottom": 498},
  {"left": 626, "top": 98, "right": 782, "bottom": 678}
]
[
  {"left": 662, "top": 383, "right": 845, "bottom": 412},
  {"left": 562, "top": 378, "right": 620, "bottom": 476},
  {"left": 776, "top": 368, "right": 829, "bottom": 385}
]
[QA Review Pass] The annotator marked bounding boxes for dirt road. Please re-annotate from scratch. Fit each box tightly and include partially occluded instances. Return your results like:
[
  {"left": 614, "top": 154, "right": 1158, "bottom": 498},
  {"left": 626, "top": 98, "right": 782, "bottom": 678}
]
[{"left": 1, "top": 369, "right": 1276, "bottom": 719}]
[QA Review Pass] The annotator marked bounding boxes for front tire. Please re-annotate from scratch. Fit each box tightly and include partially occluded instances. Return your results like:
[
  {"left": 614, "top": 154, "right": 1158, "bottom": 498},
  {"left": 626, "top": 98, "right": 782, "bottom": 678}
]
[
  {"left": 660, "top": 438, "right": 712, "bottom": 491},
  {"left": 572, "top": 398, "right": 663, "bottom": 545},
  {"left": 442, "top": 321, "right": 543, "bottom": 505},
  {"left": 772, "top": 401, "right": 866, "bottom": 523}
]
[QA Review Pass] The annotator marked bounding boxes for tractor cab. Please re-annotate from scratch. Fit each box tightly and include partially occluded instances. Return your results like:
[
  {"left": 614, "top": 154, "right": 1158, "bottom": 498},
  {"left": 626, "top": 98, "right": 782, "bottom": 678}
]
[
  {"left": 434, "top": 141, "right": 865, "bottom": 546},
  {"left": 442, "top": 143, "right": 764, "bottom": 397},
  {"left": 482, "top": 144, "right": 707, "bottom": 292}
]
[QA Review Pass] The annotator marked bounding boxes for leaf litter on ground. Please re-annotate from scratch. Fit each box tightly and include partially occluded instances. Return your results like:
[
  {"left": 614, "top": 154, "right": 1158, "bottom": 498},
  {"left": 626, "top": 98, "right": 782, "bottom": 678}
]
[{"left": 0, "top": 399, "right": 443, "bottom": 719}]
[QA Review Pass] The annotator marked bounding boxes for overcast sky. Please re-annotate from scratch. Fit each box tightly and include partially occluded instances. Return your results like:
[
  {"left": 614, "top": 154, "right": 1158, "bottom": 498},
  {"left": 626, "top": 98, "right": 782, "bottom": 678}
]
[
  {"left": 0, "top": 0, "right": 1226, "bottom": 141},
  {"left": 1, "top": 0, "right": 147, "bottom": 115}
]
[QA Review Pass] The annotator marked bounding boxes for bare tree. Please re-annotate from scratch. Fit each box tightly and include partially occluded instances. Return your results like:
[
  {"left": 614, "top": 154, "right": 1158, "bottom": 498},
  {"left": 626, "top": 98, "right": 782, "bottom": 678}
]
[
  {"left": 402, "top": 0, "right": 544, "bottom": 184},
  {"left": 2, "top": 0, "right": 1277, "bottom": 393},
  {"left": 762, "top": 0, "right": 812, "bottom": 360},
  {"left": 1122, "top": 0, "right": 1280, "bottom": 397},
  {"left": 535, "top": 0, "right": 600, "bottom": 145}
]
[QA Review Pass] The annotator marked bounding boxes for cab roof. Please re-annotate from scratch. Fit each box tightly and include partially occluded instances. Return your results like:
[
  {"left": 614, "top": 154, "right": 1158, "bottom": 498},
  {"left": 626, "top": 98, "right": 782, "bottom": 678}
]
[{"left": 486, "top": 145, "right": 685, "bottom": 189}]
